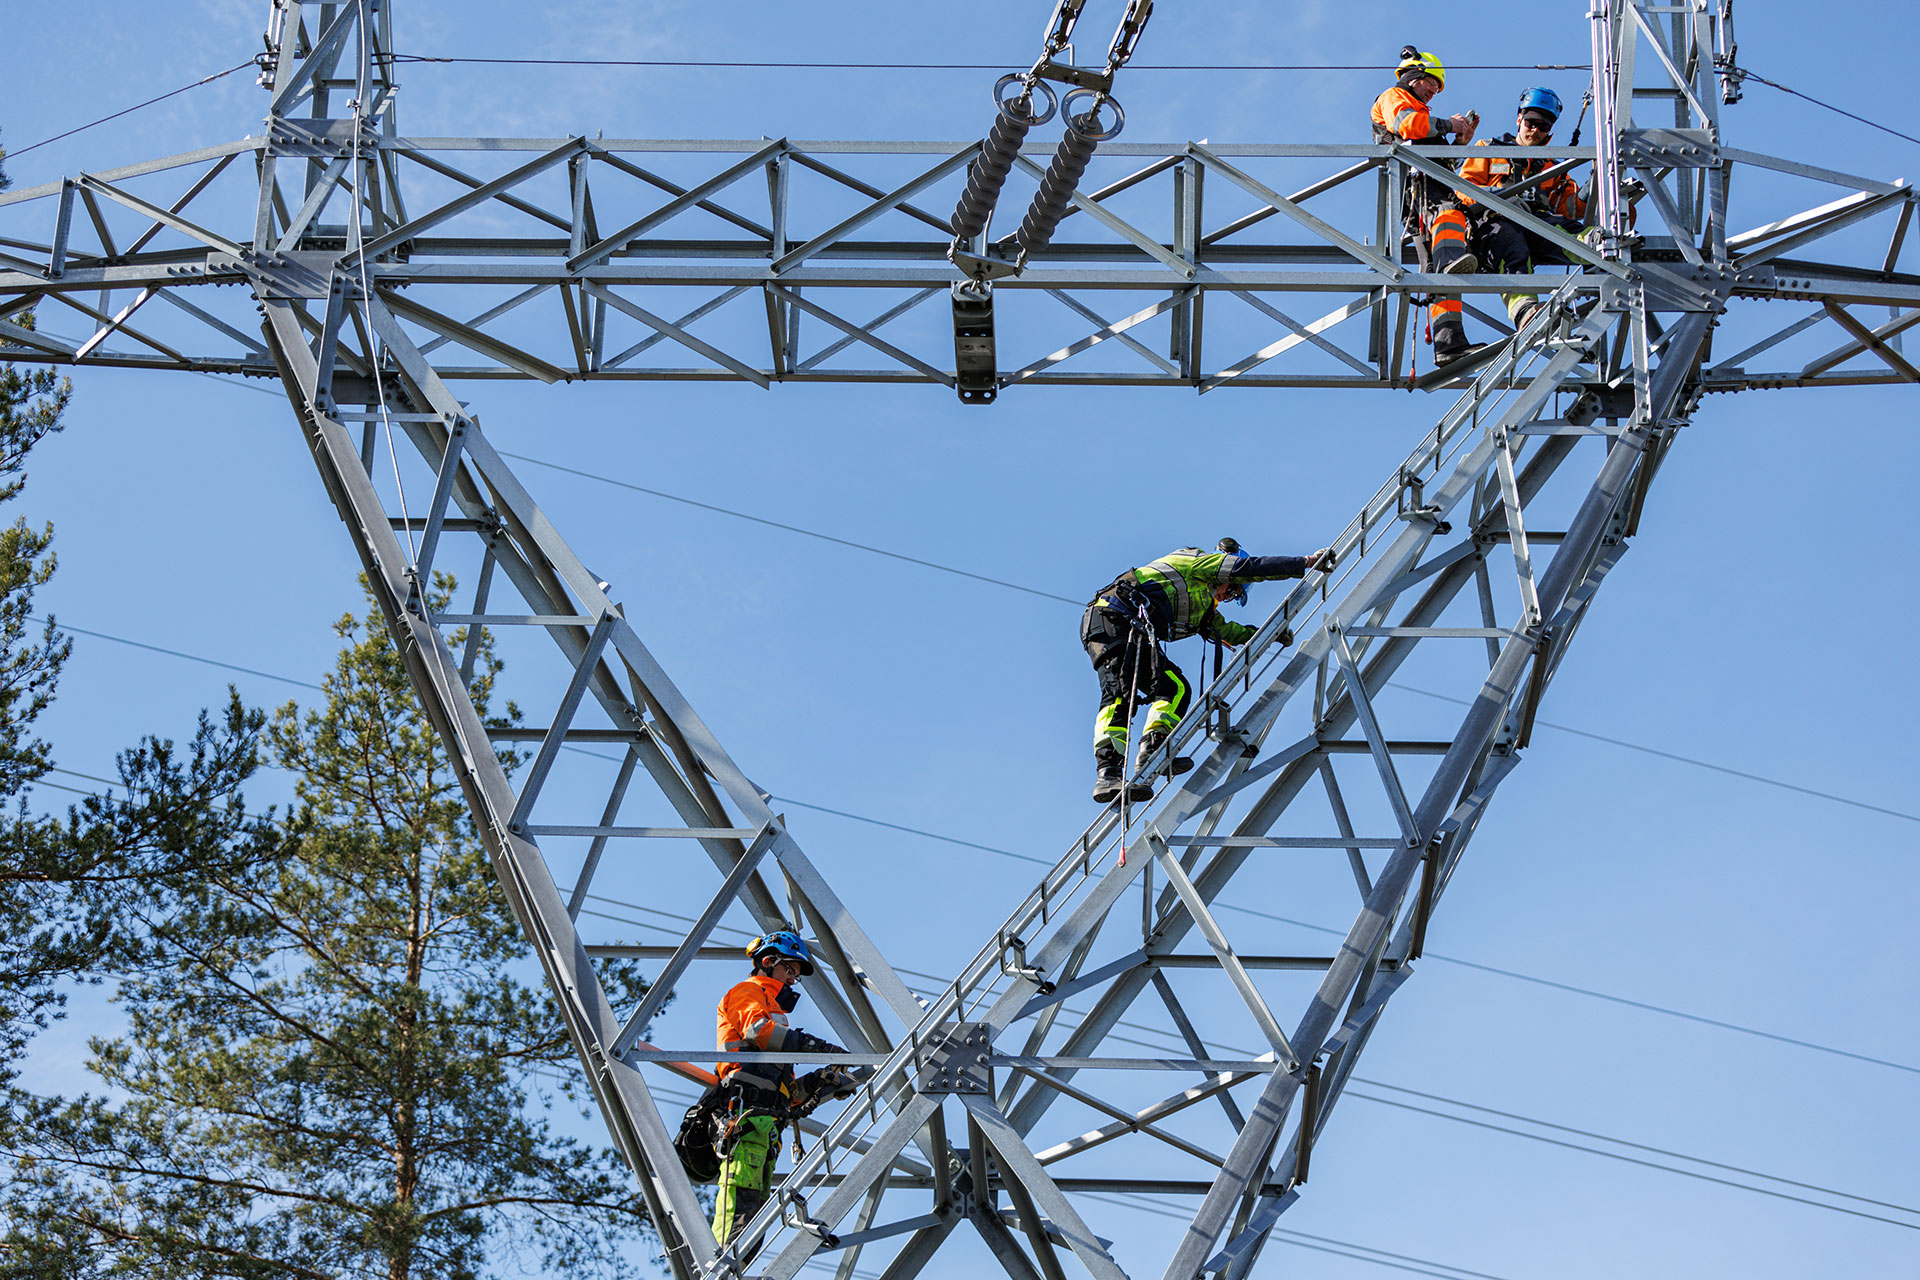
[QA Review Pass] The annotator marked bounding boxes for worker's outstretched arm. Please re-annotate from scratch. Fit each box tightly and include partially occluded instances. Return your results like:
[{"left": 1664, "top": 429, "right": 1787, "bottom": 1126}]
[{"left": 1227, "top": 554, "right": 1312, "bottom": 582}]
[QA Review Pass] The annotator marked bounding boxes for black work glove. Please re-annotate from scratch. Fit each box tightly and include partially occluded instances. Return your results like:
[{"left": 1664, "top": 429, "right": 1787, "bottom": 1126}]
[{"left": 789, "top": 1030, "right": 843, "bottom": 1057}]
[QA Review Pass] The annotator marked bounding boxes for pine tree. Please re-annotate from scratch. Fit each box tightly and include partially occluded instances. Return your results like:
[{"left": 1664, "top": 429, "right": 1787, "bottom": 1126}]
[
  {"left": 9, "top": 588, "right": 655, "bottom": 1278},
  {"left": 0, "top": 133, "right": 265, "bottom": 1087},
  {"left": 1, "top": 130, "right": 277, "bottom": 1278},
  {"left": 0, "top": 130, "right": 72, "bottom": 813}
]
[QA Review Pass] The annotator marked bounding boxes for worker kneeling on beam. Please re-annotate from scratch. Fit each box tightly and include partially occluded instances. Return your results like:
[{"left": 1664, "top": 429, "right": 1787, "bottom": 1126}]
[
  {"left": 1458, "top": 88, "right": 1597, "bottom": 334},
  {"left": 1372, "top": 45, "right": 1481, "bottom": 366},
  {"left": 1083, "top": 538, "right": 1334, "bottom": 805},
  {"left": 710, "top": 931, "right": 864, "bottom": 1246}
]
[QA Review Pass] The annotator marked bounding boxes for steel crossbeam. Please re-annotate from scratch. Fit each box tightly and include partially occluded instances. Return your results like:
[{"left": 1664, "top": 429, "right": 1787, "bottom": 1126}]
[
  {"left": 2, "top": 12, "right": 1914, "bottom": 396},
  {"left": 1, "top": 2, "right": 1911, "bottom": 1278}
]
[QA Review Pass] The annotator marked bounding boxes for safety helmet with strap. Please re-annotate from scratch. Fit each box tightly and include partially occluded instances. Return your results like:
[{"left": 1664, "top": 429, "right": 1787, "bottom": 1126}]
[
  {"left": 1396, "top": 46, "right": 1445, "bottom": 89},
  {"left": 1215, "top": 537, "right": 1248, "bottom": 607},
  {"left": 1517, "top": 86, "right": 1562, "bottom": 123},
  {"left": 747, "top": 929, "right": 815, "bottom": 976}
]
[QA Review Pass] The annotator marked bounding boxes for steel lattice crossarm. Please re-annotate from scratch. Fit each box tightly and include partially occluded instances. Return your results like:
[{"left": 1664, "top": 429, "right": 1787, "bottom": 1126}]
[
  {"left": 0, "top": 4, "right": 1916, "bottom": 394},
  {"left": 0, "top": 3, "right": 1913, "bottom": 1280}
]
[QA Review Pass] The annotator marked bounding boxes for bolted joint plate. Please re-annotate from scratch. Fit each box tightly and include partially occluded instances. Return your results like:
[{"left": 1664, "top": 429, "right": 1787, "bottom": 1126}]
[
  {"left": 222, "top": 250, "right": 352, "bottom": 300},
  {"left": 265, "top": 118, "right": 375, "bottom": 159},
  {"left": 917, "top": 1021, "right": 993, "bottom": 1095},
  {"left": 1618, "top": 128, "right": 1720, "bottom": 169},
  {"left": 1602, "top": 263, "right": 1733, "bottom": 315}
]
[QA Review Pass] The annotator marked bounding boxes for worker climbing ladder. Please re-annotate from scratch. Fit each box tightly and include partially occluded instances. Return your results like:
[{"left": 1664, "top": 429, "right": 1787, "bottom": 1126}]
[{"left": 706, "top": 269, "right": 1721, "bottom": 1280}]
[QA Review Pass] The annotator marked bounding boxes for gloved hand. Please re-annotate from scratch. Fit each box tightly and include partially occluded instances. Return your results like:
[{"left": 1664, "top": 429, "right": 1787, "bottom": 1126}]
[
  {"left": 791, "top": 1030, "right": 844, "bottom": 1057},
  {"left": 1309, "top": 546, "right": 1337, "bottom": 572},
  {"left": 791, "top": 1064, "right": 874, "bottom": 1112}
]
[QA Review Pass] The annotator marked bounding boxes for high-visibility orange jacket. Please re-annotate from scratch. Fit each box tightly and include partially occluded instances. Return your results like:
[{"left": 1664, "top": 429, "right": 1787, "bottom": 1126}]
[
  {"left": 1372, "top": 85, "right": 1449, "bottom": 144},
  {"left": 1458, "top": 135, "right": 1588, "bottom": 221},
  {"left": 715, "top": 974, "right": 837, "bottom": 1092}
]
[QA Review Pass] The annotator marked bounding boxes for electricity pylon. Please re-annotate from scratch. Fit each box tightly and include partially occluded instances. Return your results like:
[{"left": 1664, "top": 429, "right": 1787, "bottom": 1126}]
[{"left": 0, "top": 2, "right": 1912, "bottom": 1278}]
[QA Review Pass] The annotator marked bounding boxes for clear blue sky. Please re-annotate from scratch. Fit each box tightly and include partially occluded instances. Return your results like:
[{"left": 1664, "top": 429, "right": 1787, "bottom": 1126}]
[{"left": 4, "top": 3, "right": 1916, "bottom": 1278}]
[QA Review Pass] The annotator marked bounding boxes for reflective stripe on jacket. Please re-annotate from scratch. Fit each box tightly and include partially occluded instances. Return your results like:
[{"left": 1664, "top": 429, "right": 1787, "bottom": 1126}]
[
  {"left": 1371, "top": 85, "right": 1446, "bottom": 144},
  {"left": 1458, "top": 134, "right": 1588, "bottom": 221},
  {"left": 1097, "top": 549, "right": 1307, "bottom": 646},
  {"left": 715, "top": 974, "right": 790, "bottom": 1084}
]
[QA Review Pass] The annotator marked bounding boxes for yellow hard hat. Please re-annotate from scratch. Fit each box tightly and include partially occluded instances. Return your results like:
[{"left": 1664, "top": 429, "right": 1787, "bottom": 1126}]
[{"left": 1396, "top": 47, "right": 1445, "bottom": 89}]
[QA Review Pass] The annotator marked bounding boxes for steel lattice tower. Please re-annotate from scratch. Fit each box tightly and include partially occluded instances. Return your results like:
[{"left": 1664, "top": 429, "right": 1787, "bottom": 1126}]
[{"left": 2, "top": 2, "right": 1914, "bottom": 1277}]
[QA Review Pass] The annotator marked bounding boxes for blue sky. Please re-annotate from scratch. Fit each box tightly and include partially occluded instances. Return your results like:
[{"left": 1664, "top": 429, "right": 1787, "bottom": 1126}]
[{"left": 3, "top": 3, "right": 1917, "bottom": 1278}]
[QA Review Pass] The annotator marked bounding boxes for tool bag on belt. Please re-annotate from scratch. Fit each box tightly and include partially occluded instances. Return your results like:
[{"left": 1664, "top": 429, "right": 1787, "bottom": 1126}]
[{"left": 673, "top": 1081, "right": 731, "bottom": 1184}]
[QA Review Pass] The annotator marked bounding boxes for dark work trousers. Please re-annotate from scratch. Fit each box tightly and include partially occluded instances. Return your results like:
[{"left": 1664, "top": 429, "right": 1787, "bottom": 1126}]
[
  {"left": 1474, "top": 213, "right": 1579, "bottom": 322},
  {"left": 1475, "top": 213, "right": 1578, "bottom": 270},
  {"left": 1081, "top": 605, "right": 1191, "bottom": 759}
]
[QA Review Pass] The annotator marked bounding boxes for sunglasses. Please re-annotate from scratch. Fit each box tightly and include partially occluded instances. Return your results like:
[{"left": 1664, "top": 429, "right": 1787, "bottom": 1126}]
[{"left": 1519, "top": 115, "right": 1555, "bottom": 131}]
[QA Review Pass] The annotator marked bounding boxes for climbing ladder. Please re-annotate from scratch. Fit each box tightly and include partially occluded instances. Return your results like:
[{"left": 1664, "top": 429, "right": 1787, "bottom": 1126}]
[{"left": 704, "top": 269, "right": 1729, "bottom": 1280}]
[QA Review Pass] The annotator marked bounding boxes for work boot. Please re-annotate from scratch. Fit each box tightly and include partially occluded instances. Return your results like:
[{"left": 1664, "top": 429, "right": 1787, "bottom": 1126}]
[
  {"left": 1431, "top": 317, "right": 1479, "bottom": 367},
  {"left": 1092, "top": 744, "right": 1126, "bottom": 804},
  {"left": 1510, "top": 300, "right": 1543, "bottom": 331},
  {"left": 1135, "top": 728, "right": 1193, "bottom": 780},
  {"left": 1440, "top": 250, "right": 1480, "bottom": 275}
]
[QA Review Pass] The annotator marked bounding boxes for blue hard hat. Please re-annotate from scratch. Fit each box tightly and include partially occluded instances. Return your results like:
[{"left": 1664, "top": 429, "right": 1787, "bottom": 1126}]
[
  {"left": 1517, "top": 87, "right": 1562, "bottom": 123},
  {"left": 748, "top": 929, "right": 815, "bottom": 976}
]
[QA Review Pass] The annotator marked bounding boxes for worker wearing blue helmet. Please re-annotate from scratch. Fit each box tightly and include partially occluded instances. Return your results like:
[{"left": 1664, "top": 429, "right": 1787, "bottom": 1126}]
[
  {"left": 1459, "top": 88, "right": 1604, "bottom": 332},
  {"left": 710, "top": 931, "right": 860, "bottom": 1245}
]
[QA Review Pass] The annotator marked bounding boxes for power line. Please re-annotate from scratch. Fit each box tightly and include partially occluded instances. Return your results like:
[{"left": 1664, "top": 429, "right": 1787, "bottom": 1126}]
[
  {"left": 774, "top": 801, "right": 1920, "bottom": 1077},
  {"left": 1345, "top": 1088, "right": 1916, "bottom": 1230},
  {"left": 584, "top": 899, "right": 1920, "bottom": 1231},
  {"left": 1081, "top": 1192, "right": 1514, "bottom": 1280},
  {"left": 389, "top": 54, "right": 1588, "bottom": 74},
  {"left": 1349, "top": 1078, "right": 1920, "bottom": 1217},
  {"left": 500, "top": 452, "right": 1078, "bottom": 606},
  {"left": 39, "top": 763, "right": 1894, "bottom": 1242},
  {"left": 31, "top": 618, "right": 323, "bottom": 690},
  {"left": 1727, "top": 64, "right": 1920, "bottom": 149},
  {"left": 40, "top": 616, "right": 1920, "bottom": 1076},
  {"left": 500, "top": 451, "right": 1919, "bottom": 826},
  {"left": 4, "top": 60, "right": 255, "bottom": 161},
  {"left": 1390, "top": 682, "right": 1919, "bottom": 825},
  {"left": 1199, "top": 899, "right": 1920, "bottom": 1079}
]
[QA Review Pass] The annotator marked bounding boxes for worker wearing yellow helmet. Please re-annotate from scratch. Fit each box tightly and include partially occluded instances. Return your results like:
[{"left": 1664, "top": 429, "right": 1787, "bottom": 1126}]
[{"left": 1372, "top": 46, "right": 1482, "bottom": 366}]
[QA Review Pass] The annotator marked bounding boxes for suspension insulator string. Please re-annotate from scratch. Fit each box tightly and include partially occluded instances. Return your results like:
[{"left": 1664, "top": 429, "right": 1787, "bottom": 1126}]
[
  {"left": 1015, "top": 90, "right": 1124, "bottom": 261},
  {"left": 949, "top": 76, "right": 1057, "bottom": 243}
]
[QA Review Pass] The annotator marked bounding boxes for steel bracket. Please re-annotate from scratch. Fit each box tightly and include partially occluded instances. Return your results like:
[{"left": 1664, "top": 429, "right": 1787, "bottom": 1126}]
[
  {"left": 952, "top": 282, "right": 998, "bottom": 404},
  {"left": 1031, "top": 59, "right": 1115, "bottom": 95}
]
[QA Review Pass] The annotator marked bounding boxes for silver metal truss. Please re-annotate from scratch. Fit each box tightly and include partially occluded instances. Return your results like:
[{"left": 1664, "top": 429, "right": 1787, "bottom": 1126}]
[
  {"left": 1, "top": 5, "right": 1915, "bottom": 393},
  {"left": 0, "top": 3, "right": 1912, "bottom": 1280}
]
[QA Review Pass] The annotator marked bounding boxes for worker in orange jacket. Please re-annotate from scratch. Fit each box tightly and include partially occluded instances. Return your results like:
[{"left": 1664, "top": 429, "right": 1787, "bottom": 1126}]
[
  {"left": 711, "top": 931, "right": 851, "bottom": 1246},
  {"left": 1459, "top": 88, "right": 1595, "bottom": 333},
  {"left": 1372, "top": 46, "right": 1481, "bottom": 366}
]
